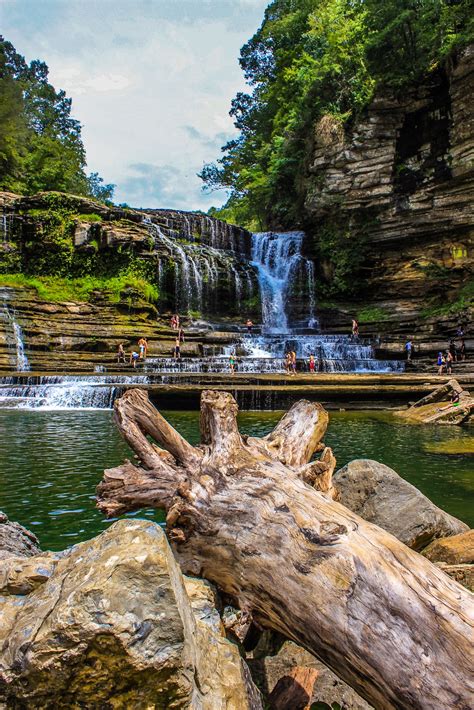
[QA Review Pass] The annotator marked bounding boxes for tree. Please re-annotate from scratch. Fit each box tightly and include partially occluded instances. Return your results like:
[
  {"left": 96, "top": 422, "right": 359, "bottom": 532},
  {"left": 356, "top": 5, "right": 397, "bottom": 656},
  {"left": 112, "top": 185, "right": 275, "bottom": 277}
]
[{"left": 0, "top": 35, "right": 112, "bottom": 201}]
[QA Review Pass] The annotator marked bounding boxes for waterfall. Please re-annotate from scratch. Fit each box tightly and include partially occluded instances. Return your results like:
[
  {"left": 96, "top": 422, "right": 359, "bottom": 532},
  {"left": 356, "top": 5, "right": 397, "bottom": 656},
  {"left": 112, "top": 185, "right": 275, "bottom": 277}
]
[
  {"left": 0, "top": 374, "right": 153, "bottom": 410},
  {"left": 251, "top": 231, "right": 311, "bottom": 333},
  {"left": 144, "top": 218, "right": 256, "bottom": 316},
  {"left": 0, "top": 291, "right": 30, "bottom": 371}
]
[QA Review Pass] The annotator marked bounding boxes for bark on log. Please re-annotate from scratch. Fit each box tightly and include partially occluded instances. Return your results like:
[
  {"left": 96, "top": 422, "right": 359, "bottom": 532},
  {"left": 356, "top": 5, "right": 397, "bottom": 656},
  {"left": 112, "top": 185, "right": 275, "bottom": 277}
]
[{"left": 97, "top": 389, "right": 474, "bottom": 710}]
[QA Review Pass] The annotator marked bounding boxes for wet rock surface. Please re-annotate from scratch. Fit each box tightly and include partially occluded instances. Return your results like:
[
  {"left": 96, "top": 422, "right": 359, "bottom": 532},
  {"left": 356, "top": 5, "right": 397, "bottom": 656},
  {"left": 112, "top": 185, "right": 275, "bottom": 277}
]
[
  {"left": 333, "top": 459, "right": 468, "bottom": 550},
  {"left": 0, "top": 519, "right": 261, "bottom": 709},
  {"left": 0, "top": 510, "right": 41, "bottom": 560}
]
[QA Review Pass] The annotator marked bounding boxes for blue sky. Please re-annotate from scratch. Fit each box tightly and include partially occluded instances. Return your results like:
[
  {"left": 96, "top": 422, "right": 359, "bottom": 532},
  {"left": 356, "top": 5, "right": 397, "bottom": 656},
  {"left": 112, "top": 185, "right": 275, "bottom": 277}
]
[{"left": 0, "top": 0, "right": 268, "bottom": 209}]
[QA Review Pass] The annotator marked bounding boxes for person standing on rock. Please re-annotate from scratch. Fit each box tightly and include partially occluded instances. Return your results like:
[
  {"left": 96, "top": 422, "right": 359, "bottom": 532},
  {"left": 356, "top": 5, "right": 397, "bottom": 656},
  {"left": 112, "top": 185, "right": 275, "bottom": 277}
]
[
  {"left": 308, "top": 354, "right": 316, "bottom": 373},
  {"left": 446, "top": 350, "right": 454, "bottom": 374},
  {"left": 437, "top": 352, "right": 445, "bottom": 374},
  {"left": 246, "top": 319, "right": 254, "bottom": 334},
  {"left": 179, "top": 326, "right": 185, "bottom": 343},
  {"left": 174, "top": 337, "right": 181, "bottom": 360},
  {"left": 138, "top": 338, "right": 147, "bottom": 360},
  {"left": 405, "top": 339, "right": 413, "bottom": 361},
  {"left": 460, "top": 339, "right": 466, "bottom": 361},
  {"left": 130, "top": 350, "right": 140, "bottom": 368},
  {"left": 229, "top": 352, "right": 236, "bottom": 374},
  {"left": 351, "top": 319, "right": 359, "bottom": 339},
  {"left": 117, "top": 343, "right": 126, "bottom": 364},
  {"left": 290, "top": 350, "right": 297, "bottom": 375}
]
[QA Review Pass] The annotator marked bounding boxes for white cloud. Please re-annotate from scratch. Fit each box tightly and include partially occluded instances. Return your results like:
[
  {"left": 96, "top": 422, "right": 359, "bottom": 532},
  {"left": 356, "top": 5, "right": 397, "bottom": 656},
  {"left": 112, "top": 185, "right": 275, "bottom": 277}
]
[{"left": 0, "top": 0, "right": 268, "bottom": 209}]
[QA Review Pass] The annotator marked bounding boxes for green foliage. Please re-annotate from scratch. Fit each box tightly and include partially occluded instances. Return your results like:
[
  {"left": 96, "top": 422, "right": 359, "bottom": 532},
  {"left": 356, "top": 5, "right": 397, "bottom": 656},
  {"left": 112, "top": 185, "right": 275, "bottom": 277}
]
[
  {"left": 200, "top": 0, "right": 473, "bottom": 229},
  {"left": 0, "top": 36, "right": 114, "bottom": 201},
  {"left": 357, "top": 306, "right": 390, "bottom": 322},
  {"left": 0, "top": 272, "right": 158, "bottom": 304},
  {"left": 421, "top": 280, "right": 474, "bottom": 318},
  {"left": 316, "top": 216, "right": 369, "bottom": 296}
]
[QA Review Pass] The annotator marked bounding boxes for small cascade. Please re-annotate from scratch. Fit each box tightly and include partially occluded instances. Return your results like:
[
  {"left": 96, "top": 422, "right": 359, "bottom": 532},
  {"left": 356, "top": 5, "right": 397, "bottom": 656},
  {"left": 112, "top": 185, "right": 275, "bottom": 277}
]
[
  {"left": 0, "top": 290, "right": 30, "bottom": 371},
  {"left": 0, "top": 374, "right": 153, "bottom": 410},
  {"left": 144, "top": 219, "right": 257, "bottom": 315}
]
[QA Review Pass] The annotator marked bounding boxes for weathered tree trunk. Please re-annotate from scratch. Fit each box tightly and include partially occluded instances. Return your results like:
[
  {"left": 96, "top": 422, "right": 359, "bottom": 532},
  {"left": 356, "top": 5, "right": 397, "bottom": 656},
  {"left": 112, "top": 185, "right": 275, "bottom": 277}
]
[{"left": 97, "top": 389, "right": 474, "bottom": 710}]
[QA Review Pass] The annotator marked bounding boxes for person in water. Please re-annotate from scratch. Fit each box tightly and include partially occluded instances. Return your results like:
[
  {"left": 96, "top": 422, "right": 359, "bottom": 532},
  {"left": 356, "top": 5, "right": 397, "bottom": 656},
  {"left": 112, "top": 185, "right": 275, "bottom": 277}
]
[
  {"left": 308, "top": 354, "right": 316, "bottom": 373},
  {"left": 284, "top": 352, "right": 292, "bottom": 375},
  {"left": 351, "top": 319, "right": 359, "bottom": 339},
  {"left": 405, "top": 339, "right": 413, "bottom": 361},
  {"left": 246, "top": 319, "right": 254, "bottom": 334},
  {"left": 173, "top": 336, "right": 181, "bottom": 360},
  {"left": 117, "top": 343, "right": 126, "bottom": 363},
  {"left": 130, "top": 350, "right": 140, "bottom": 368},
  {"left": 229, "top": 352, "right": 236, "bottom": 374}
]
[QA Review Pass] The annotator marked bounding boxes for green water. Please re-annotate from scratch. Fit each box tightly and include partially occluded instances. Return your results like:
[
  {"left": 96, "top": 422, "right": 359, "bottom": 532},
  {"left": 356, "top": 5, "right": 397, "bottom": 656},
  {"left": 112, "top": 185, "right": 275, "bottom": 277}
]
[{"left": 0, "top": 409, "right": 472, "bottom": 550}]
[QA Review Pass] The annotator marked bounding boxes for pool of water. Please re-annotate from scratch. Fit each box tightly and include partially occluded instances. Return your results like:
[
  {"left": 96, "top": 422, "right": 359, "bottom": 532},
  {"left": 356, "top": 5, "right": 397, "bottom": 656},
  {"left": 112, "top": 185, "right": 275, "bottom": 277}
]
[{"left": 0, "top": 409, "right": 472, "bottom": 550}]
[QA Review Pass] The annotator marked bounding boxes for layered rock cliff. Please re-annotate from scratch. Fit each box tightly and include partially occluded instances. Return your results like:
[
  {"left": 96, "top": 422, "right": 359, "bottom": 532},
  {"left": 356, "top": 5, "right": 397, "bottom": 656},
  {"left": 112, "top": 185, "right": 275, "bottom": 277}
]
[{"left": 305, "top": 45, "right": 473, "bottom": 344}]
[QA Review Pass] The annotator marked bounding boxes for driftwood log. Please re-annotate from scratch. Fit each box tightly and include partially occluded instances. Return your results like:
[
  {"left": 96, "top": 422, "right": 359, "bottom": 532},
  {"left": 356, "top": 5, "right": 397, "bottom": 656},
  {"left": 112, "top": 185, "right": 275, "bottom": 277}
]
[{"left": 97, "top": 389, "right": 474, "bottom": 710}]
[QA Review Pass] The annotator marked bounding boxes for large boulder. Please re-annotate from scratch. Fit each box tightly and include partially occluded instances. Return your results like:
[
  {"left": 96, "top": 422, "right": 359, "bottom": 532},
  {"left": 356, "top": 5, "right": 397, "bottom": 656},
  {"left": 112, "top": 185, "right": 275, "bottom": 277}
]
[
  {"left": 422, "top": 529, "right": 474, "bottom": 564},
  {"left": 0, "top": 511, "right": 41, "bottom": 560},
  {"left": 333, "top": 459, "right": 468, "bottom": 550},
  {"left": 0, "top": 519, "right": 261, "bottom": 709}
]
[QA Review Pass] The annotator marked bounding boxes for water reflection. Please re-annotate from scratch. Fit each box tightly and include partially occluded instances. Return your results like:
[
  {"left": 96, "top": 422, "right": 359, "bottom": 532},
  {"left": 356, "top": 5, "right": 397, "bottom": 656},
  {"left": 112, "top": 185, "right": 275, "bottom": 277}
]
[{"left": 0, "top": 409, "right": 472, "bottom": 551}]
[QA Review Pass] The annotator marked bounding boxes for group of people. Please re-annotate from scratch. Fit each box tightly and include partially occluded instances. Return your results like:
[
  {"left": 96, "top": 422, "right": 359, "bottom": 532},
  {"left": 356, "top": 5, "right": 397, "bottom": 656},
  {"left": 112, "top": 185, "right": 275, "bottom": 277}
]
[
  {"left": 437, "top": 335, "right": 467, "bottom": 374},
  {"left": 117, "top": 338, "right": 148, "bottom": 368}
]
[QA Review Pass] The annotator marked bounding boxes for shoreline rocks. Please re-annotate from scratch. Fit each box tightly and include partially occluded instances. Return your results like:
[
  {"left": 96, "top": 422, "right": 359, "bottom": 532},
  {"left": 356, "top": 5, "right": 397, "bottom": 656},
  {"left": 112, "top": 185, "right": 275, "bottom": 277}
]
[
  {"left": 334, "top": 459, "right": 468, "bottom": 550},
  {"left": 0, "top": 519, "right": 262, "bottom": 709}
]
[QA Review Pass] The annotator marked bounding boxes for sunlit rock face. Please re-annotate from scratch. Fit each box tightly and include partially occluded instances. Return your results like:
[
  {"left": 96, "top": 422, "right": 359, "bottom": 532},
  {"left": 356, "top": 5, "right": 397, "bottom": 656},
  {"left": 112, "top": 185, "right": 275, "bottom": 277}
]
[
  {"left": 305, "top": 45, "right": 473, "bottom": 336},
  {"left": 0, "top": 519, "right": 262, "bottom": 710}
]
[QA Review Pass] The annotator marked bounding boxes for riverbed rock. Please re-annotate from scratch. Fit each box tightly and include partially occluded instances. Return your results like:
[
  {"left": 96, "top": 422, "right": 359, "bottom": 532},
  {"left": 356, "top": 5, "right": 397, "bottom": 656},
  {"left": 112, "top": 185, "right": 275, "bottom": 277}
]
[
  {"left": 0, "top": 511, "right": 41, "bottom": 560},
  {"left": 396, "top": 378, "right": 474, "bottom": 425},
  {"left": 433, "top": 562, "right": 474, "bottom": 591},
  {"left": 421, "top": 529, "right": 474, "bottom": 564},
  {"left": 333, "top": 459, "right": 468, "bottom": 550},
  {"left": 0, "top": 519, "right": 262, "bottom": 709},
  {"left": 249, "top": 641, "right": 372, "bottom": 710}
]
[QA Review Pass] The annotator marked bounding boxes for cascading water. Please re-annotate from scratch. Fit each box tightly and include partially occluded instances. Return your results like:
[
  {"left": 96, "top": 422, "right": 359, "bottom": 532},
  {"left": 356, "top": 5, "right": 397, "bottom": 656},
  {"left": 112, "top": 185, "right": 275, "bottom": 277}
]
[
  {"left": 0, "top": 290, "right": 30, "bottom": 371},
  {"left": 251, "top": 231, "right": 315, "bottom": 333},
  {"left": 0, "top": 375, "right": 153, "bottom": 410},
  {"left": 242, "top": 231, "right": 403, "bottom": 373}
]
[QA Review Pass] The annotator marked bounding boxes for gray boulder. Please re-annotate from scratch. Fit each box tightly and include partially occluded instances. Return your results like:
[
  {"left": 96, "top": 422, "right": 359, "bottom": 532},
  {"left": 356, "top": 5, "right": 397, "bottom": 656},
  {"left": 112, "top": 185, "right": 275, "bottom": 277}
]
[{"left": 334, "top": 459, "right": 468, "bottom": 550}]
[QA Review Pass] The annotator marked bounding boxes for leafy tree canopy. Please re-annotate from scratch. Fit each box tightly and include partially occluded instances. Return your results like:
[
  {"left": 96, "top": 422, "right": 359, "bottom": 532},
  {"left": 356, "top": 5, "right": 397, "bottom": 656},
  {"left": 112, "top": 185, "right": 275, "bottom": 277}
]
[
  {"left": 0, "top": 36, "right": 115, "bottom": 200},
  {"left": 201, "top": 0, "right": 473, "bottom": 229}
]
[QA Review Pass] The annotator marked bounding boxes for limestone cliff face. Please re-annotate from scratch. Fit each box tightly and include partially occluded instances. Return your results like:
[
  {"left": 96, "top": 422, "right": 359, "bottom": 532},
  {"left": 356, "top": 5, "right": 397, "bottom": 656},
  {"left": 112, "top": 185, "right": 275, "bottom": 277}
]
[
  {"left": 305, "top": 45, "right": 473, "bottom": 337},
  {"left": 0, "top": 192, "right": 257, "bottom": 320}
]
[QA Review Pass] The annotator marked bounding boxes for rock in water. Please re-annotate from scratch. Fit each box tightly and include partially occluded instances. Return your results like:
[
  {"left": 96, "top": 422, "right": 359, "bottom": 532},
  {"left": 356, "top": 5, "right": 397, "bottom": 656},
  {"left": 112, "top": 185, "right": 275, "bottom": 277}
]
[
  {"left": 0, "top": 519, "right": 262, "bottom": 709},
  {"left": 0, "top": 510, "right": 41, "bottom": 560},
  {"left": 333, "top": 459, "right": 468, "bottom": 550}
]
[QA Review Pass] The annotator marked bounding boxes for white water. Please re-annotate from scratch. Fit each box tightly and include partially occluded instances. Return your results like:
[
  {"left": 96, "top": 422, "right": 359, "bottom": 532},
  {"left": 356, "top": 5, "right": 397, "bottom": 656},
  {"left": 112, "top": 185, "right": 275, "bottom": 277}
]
[
  {"left": 252, "top": 231, "right": 312, "bottom": 333},
  {"left": 0, "top": 292, "right": 30, "bottom": 371}
]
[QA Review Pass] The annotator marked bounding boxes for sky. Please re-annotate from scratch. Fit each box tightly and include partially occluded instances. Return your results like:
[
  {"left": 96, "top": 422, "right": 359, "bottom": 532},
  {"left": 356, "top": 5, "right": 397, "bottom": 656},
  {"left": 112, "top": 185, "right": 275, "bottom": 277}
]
[{"left": 0, "top": 0, "right": 268, "bottom": 209}]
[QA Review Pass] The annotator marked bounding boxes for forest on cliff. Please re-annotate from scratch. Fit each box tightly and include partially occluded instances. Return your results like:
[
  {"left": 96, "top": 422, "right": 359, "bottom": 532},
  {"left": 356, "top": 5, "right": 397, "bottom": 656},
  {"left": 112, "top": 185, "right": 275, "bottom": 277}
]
[
  {"left": 0, "top": 36, "right": 113, "bottom": 201},
  {"left": 202, "top": 0, "right": 473, "bottom": 230}
]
